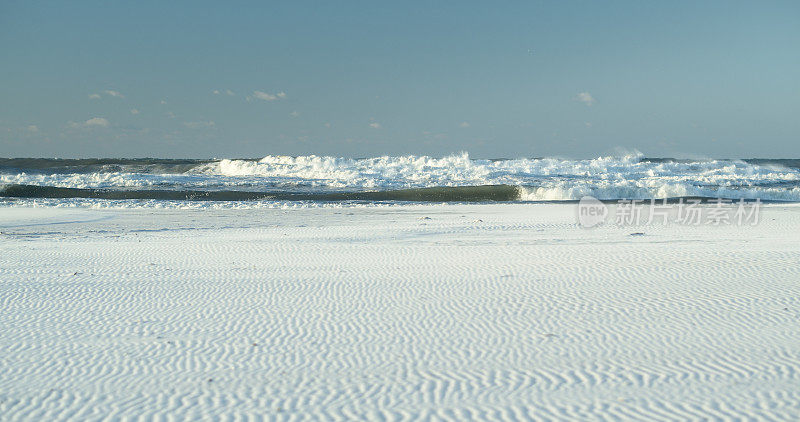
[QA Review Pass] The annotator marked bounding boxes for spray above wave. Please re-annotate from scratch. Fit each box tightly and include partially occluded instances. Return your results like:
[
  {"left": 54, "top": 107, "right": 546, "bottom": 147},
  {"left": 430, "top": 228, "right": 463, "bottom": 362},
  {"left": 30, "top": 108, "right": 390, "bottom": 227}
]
[{"left": 2, "top": 152, "right": 800, "bottom": 202}]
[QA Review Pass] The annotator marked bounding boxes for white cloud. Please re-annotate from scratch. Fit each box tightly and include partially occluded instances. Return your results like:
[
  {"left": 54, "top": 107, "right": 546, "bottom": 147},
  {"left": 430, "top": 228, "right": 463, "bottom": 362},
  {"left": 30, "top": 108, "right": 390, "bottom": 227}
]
[
  {"left": 324, "top": 122, "right": 331, "bottom": 128},
  {"left": 103, "top": 90, "right": 124, "bottom": 98},
  {"left": 252, "top": 90, "right": 281, "bottom": 101},
  {"left": 160, "top": 99, "right": 167, "bottom": 105},
  {"left": 253, "top": 91, "right": 276, "bottom": 101},
  {"left": 459, "top": 121, "right": 470, "bottom": 128},
  {"left": 577, "top": 92, "right": 595, "bottom": 106},
  {"left": 89, "top": 90, "right": 125, "bottom": 100},
  {"left": 85, "top": 117, "right": 110, "bottom": 127},
  {"left": 213, "top": 90, "right": 220, "bottom": 95},
  {"left": 290, "top": 111, "right": 299, "bottom": 118},
  {"left": 183, "top": 120, "right": 215, "bottom": 129},
  {"left": 165, "top": 112, "right": 176, "bottom": 119},
  {"left": 226, "top": 89, "right": 235, "bottom": 96},
  {"left": 27, "top": 125, "right": 39, "bottom": 132},
  {"left": 213, "top": 89, "right": 235, "bottom": 96},
  {"left": 251, "top": 90, "right": 286, "bottom": 101},
  {"left": 68, "top": 117, "right": 110, "bottom": 129},
  {"left": 369, "top": 122, "right": 382, "bottom": 129},
  {"left": 130, "top": 108, "right": 140, "bottom": 115}
]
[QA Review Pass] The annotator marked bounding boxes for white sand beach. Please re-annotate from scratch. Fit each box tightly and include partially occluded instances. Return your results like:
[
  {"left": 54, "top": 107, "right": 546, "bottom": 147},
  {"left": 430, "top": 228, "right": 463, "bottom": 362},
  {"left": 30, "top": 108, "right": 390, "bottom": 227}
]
[{"left": 1, "top": 203, "right": 799, "bottom": 420}]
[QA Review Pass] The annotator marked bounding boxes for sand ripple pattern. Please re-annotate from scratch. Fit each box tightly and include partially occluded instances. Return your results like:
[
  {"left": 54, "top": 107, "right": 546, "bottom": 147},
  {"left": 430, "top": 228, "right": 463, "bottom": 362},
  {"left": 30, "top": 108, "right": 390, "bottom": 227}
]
[{"left": 1, "top": 205, "right": 800, "bottom": 420}]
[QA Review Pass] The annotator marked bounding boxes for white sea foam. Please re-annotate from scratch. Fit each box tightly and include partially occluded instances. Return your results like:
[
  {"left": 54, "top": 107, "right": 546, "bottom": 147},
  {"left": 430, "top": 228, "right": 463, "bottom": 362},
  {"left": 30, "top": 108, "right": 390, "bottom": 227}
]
[{"left": 0, "top": 197, "right": 410, "bottom": 210}]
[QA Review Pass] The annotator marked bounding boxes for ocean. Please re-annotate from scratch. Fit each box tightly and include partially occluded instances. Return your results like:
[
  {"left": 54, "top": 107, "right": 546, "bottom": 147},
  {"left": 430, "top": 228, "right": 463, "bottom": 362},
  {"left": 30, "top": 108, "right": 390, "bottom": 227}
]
[{"left": 2, "top": 152, "right": 799, "bottom": 208}]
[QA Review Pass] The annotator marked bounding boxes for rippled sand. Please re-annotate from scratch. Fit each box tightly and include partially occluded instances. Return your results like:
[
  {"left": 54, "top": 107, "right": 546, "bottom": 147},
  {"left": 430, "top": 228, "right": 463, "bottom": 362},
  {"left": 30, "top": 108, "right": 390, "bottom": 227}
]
[{"left": 1, "top": 204, "right": 799, "bottom": 420}]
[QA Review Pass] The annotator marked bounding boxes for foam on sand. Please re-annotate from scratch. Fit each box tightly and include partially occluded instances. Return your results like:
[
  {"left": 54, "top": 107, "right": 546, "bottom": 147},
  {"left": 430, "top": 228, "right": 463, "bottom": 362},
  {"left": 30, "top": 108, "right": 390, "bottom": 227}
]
[{"left": 1, "top": 204, "right": 800, "bottom": 419}]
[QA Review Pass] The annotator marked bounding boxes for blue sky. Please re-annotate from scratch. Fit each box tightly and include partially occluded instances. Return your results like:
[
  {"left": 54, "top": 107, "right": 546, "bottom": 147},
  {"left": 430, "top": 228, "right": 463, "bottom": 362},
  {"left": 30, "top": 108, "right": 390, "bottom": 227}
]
[{"left": 1, "top": 1, "right": 798, "bottom": 158}]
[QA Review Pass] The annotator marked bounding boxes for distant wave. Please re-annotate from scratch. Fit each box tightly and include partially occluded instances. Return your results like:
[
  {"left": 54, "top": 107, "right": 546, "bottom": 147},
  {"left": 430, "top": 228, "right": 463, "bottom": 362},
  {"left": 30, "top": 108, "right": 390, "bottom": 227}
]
[
  {"left": 2, "top": 153, "right": 800, "bottom": 203},
  {"left": 0, "top": 158, "right": 213, "bottom": 174}
]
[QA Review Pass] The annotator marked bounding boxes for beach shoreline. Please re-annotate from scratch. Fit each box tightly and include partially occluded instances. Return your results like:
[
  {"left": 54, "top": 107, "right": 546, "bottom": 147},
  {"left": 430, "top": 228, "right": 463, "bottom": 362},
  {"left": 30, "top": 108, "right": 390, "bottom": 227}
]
[{"left": 1, "top": 204, "right": 799, "bottom": 419}]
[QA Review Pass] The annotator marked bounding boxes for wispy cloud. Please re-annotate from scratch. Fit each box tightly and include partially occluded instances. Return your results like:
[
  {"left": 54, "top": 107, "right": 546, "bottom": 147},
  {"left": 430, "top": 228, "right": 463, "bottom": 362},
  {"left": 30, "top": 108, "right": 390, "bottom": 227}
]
[
  {"left": 290, "top": 111, "right": 300, "bottom": 118},
  {"left": 130, "top": 108, "right": 140, "bottom": 115},
  {"left": 251, "top": 90, "right": 286, "bottom": 101},
  {"left": 576, "top": 92, "right": 595, "bottom": 106},
  {"left": 369, "top": 122, "right": 382, "bottom": 129},
  {"left": 68, "top": 117, "right": 110, "bottom": 129},
  {"left": 459, "top": 121, "right": 470, "bottom": 128},
  {"left": 26, "top": 125, "right": 39, "bottom": 132},
  {"left": 89, "top": 90, "right": 125, "bottom": 99},
  {"left": 85, "top": 117, "right": 110, "bottom": 127},
  {"left": 104, "top": 90, "right": 124, "bottom": 98},
  {"left": 213, "top": 89, "right": 236, "bottom": 96},
  {"left": 421, "top": 131, "right": 448, "bottom": 140},
  {"left": 183, "top": 120, "right": 215, "bottom": 129},
  {"left": 252, "top": 91, "right": 276, "bottom": 101}
]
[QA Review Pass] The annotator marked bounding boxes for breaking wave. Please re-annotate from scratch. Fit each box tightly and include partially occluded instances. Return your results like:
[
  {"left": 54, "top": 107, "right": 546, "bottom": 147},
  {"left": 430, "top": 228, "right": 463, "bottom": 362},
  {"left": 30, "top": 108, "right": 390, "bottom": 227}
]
[{"left": 2, "top": 152, "right": 800, "bottom": 203}]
